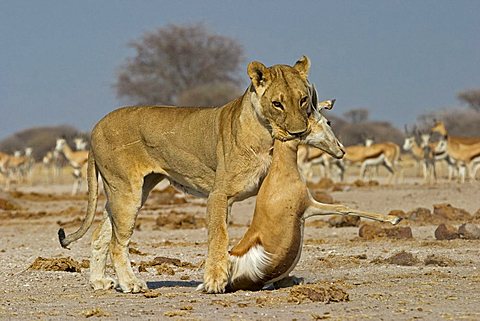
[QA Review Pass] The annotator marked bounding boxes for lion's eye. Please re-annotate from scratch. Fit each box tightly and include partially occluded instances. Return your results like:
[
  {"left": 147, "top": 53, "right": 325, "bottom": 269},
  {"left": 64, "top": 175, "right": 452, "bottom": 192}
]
[
  {"left": 300, "top": 96, "right": 308, "bottom": 105},
  {"left": 272, "top": 101, "right": 284, "bottom": 110}
]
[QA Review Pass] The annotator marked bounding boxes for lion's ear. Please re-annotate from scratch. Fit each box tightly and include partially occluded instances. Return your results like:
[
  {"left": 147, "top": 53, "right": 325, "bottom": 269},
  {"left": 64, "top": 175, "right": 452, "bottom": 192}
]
[
  {"left": 293, "top": 56, "right": 311, "bottom": 79},
  {"left": 248, "top": 61, "right": 270, "bottom": 91}
]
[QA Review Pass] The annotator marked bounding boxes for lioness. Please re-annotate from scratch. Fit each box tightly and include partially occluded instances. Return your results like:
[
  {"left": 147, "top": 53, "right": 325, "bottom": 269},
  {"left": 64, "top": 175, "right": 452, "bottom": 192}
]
[{"left": 58, "top": 56, "right": 328, "bottom": 294}]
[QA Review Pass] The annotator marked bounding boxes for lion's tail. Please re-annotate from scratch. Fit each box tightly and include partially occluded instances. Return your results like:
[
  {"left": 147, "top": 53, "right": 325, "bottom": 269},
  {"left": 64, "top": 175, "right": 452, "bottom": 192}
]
[{"left": 58, "top": 150, "right": 99, "bottom": 248}]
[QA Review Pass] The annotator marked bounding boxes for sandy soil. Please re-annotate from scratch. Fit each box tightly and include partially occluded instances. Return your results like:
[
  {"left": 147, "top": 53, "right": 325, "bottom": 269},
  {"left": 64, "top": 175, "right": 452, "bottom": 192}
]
[{"left": 1, "top": 170, "right": 480, "bottom": 320}]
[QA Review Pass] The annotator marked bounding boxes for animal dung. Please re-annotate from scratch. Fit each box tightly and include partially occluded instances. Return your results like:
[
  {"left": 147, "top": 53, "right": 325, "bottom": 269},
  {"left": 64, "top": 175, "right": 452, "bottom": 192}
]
[
  {"left": 288, "top": 282, "right": 349, "bottom": 304},
  {"left": 29, "top": 257, "right": 86, "bottom": 273}
]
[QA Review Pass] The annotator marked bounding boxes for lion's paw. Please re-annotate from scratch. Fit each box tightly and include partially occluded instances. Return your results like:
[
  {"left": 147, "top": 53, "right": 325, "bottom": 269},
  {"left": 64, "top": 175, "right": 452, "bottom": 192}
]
[
  {"left": 117, "top": 277, "right": 148, "bottom": 293},
  {"left": 90, "top": 277, "right": 117, "bottom": 291},
  {"left": 202, "top": 263, "right": 229, "bottom": 294}
]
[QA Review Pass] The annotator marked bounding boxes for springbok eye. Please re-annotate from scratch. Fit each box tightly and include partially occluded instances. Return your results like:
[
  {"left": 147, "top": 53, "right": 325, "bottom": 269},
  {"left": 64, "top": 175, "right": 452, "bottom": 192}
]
[
  {"left": 272, "top": 101, "right": 284, "bottom": 110},
  {"left": 300, "top": 96, "right": 308, "bottom": 105},
  {"left": 327, "top": 120, "right": 332, "bottom": 126}
]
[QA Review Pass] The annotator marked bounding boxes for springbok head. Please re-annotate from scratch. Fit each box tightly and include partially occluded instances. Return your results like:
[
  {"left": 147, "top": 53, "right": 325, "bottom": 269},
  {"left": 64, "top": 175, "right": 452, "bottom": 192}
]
[
  {"left": 303, "top": 97, "right": 345, "bottom": 159},
  {"left": 55, "top": 138, "right": 67, "bottom": 151},
  {"left": 431, "top": 120, "right": 447, "bottom": 137}
]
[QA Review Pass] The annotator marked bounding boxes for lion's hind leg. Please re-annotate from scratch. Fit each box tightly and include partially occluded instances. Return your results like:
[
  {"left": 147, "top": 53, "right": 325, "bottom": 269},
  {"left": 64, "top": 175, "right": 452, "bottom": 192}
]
[
  {"left": 89, "top": 209, "right": 117, "bottom": 291},
  {"left": 108, "top": 187, "right": 148, "bottom": 293}
]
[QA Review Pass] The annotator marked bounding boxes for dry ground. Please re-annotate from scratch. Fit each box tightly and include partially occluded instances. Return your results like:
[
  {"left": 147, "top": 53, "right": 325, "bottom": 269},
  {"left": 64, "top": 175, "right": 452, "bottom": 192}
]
[{"left": 1, "top": 166, "right": 479, "bottom": 320}]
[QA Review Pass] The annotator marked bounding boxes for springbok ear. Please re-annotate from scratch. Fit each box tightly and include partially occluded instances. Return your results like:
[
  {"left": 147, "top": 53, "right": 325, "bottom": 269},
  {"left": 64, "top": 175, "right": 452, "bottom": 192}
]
[
  {"left": 318, "top": 99, "right": 336, "bottom": 110},
  {"left": 247, "top": 61, "right": 270, "bottom": 91},
  {"left": 308, "top": 83, "right": 318, "bottom": 114},
  {"left": 293, "top": 56, "right": 311, "bottom": 79}
]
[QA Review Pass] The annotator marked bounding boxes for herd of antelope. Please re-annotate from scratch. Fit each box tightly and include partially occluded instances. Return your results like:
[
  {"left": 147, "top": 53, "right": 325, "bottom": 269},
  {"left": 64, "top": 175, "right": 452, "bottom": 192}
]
[
  {"left": 298, "top": 120, "right": 480, "bottom": 184},
  {"left": 1, "top": 120, "right": 479, "bottom": 193},
  {"left": 0, "top": 137, "right": 89, "bottom": 194}
]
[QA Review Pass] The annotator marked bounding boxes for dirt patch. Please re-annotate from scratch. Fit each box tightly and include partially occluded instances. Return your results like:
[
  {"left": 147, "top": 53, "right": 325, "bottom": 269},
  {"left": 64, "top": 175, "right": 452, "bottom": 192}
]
[
  {"left": 433, "top": 203, "right": 471, "bottom": 221},
  {"left": 2, "top": 179, "right": 480, "bottom": 320},
  {"left": 288, "top": 282, "right": 349, "bottom": 304},
  {"left": 352, "top": 180, "right": 379, "bottom": 187},
  {"left": 8, "top": 190, "right": 88, "bottom": 202},
  {"left": 396, "top": 204, "right": 473, "bottom": 226},
  {"left": 29, "top": 257, "right": 89, "bottom": 272},
  {"left": 424, "top": 254, "right": 456, "bottom": 267},
  {"left": 81, "top": 308, "right": 110, "bottom": 318},
  {"left": 359, "top": 223, "right": 413, "bottom": 240},
  {"left": 315, "top": 254, "right": 369, "bottom": 269},
  {"left": 0, "top": 197, "right": 21, "bottom": 210},
  {"left": 155, "top": 211, "right": 205, "bottom": 229},
  {"left": 147, "top": 186, "right": 187, "bottom": 206},
  {"left": 328, "top": 215, "right": 360, "bottom": 227},
  {"left": 138, "top": 256, "right": 198, "bottom": 274},
  {"left": 312, "top": 190, "right": 335, "bottom": 204},
  {"left": 384, "top": 251, "right": 419, "bottom": 266},
  {"left": 405, "top": 207, "right": 434, "bottom": 224},
  {"left": 305, "top": 219, "right": 329, "bottom": 228},
  {"left": 308, "top": 178, "right": 335, "bottom": 190}
]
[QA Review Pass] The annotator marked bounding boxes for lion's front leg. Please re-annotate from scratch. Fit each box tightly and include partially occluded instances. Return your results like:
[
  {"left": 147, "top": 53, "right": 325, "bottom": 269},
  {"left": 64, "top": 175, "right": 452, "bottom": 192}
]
[{"left": 202, "top": 191, "right": 230, "bottom": 293}]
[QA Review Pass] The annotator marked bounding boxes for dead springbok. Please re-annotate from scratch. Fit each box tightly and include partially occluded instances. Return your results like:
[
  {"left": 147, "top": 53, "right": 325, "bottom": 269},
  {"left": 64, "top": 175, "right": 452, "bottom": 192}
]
[
  {"left": 198, "top": 100, "right": 401, "bottom": 291},
  {"left": 55, "top": 138, "right": 89, "bottom": 194}
]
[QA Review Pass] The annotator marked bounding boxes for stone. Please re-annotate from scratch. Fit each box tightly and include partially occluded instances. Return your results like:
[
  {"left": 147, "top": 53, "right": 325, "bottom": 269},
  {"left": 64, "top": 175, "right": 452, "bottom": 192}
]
[
  {"left": 384, "top": 226, "right": 413, "bottom": 239},
  {"left": 434, "top": 223, "right": 459, "bottom": 240},
  {"left": 358, "top": 223, "right": 385, "bottom": 240},
  {"left": 433, "top": 203, "right": 471, "bottom": 221},
  {"left": 458, "top": 223, "right": 480, "bottom": 240}
]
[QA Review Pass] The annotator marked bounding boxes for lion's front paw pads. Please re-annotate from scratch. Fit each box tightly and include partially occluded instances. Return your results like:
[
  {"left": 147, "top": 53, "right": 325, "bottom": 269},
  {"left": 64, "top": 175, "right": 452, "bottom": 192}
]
[
  {"left": 90, "top": 277, "right": 117, "bottom": 291},
  {"left": 117, "top": 278, "right": 148, "bottom": 293},
  {"left": 203, "top": 267, "right": 228, "bottom": 294}
]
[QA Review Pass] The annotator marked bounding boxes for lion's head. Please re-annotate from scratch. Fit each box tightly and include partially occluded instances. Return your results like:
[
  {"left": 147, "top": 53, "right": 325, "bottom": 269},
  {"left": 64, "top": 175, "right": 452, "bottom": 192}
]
[{"left": 248, "top": 56, "right": 313, "bottom": 141}]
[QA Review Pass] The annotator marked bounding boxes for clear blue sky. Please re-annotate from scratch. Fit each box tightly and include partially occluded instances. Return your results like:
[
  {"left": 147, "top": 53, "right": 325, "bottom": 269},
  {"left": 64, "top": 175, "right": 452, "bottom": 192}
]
[{"left": 1, "top": 0, "right": 479, "bottom": 140}]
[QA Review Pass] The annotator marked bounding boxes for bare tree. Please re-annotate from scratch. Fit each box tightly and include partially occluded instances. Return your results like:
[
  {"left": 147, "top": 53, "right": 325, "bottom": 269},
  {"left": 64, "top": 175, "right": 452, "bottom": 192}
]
[
  {"left": 343, "top": 108, "right": 369, "bottom": 124},
  {"left": 115, "top": 23, "right": 245, "bottom": 106},
  {"left": 178, "top": 82, "right": 242, "bottom": 107},
  {"left": 458, "top": 89, "right": 480, "bottom": 112},
  {"left": 418, "top": 109, "right": 480, "bottom": 138}
]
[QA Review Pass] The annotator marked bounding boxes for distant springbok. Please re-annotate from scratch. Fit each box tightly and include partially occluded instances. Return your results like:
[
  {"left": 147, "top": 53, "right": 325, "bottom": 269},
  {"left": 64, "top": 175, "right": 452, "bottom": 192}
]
[
  {"left": 431, "top": 121, "right": 480, "bottom": 182},
  {"left": 403, "top": 132, "right": 438, "bottom": 183},
  {"left": 342, "top": 141, "right": 400, "bottom": 183},
  {"left": 55, "top": 138, "right": 89, "bottom": 194},
  {"left": 74, "top": 137, "right": 88, "bottom": 151}
]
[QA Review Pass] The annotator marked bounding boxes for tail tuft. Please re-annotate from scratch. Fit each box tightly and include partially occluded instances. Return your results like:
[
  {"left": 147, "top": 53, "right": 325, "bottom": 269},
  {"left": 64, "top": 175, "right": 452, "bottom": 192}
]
[{"left": 58, "top": 228, "right": 70, "bottom": 249}]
